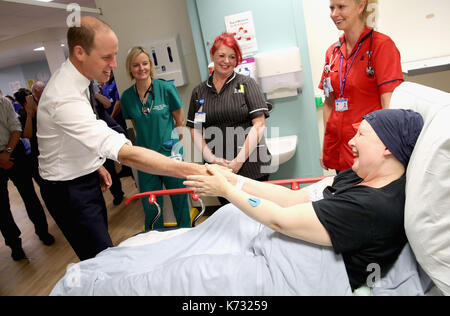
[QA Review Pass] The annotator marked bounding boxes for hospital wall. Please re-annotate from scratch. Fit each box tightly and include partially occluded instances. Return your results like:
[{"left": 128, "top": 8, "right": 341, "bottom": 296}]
[
  {"left": 405, "top": 71, "right": 450, "bottom": 94},
  {"left": 186, "top": 0, "right": 323, "bottom": 180},
  {"left": 94, "top": 0, "right": 202, "bottom": 112},
  {"left": 94, "top": 0, "right": 206, "bottom": 167},
  {"left": 94, "top": 0, "right": 450, "bottom": 181},
  {"left": 0, "top": 60, "right": 51, "bottom": 96},
  {"left": 96, "top": 0, "right": 324, "bottom": 180}
]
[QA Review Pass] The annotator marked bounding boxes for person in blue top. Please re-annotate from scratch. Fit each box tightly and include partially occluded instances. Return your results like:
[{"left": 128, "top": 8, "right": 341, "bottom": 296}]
[
  {"left": 101, "top": 71, "right": 127, "bottom": 133},
  {"left": 121, "top": 46, "right": 190, "bottom": 230}
]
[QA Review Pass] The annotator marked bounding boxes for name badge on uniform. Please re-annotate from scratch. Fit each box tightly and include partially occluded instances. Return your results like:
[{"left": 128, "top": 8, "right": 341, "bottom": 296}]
[
  {"left": 194, "top": 112, "right": 206, "bottom": 123},
  {"left": 335, "top": 98, "right": 349, "bottom": 112}
]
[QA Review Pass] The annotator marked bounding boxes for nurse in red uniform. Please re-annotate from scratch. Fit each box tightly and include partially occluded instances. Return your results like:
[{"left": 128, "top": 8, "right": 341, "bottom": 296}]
[{"left": 319, "top": 0, "right": 404, "bottom": 172}]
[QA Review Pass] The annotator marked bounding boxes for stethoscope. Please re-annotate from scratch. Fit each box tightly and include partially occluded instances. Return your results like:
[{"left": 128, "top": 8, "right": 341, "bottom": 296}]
[
  {"left": 324, "top": 29, "right": 375, "bottom": 78},
  {"left": 135, "top": 83, "right": 154, "bottom": 115}
]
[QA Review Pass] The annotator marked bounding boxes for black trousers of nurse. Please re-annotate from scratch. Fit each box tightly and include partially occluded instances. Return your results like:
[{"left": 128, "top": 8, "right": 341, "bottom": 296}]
[{"left": 40, "top": 171, "right": 113, "bottom": 260}]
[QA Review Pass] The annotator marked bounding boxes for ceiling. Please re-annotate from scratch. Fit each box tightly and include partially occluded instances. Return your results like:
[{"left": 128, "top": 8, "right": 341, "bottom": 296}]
[{"left": 0, "top": 0, "right": 99, "bottom": 69}]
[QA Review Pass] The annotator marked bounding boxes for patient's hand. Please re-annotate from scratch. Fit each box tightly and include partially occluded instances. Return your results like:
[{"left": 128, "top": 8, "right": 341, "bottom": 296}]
[{"left": 184, "top": 164, "right": 234, "bottom": 198}]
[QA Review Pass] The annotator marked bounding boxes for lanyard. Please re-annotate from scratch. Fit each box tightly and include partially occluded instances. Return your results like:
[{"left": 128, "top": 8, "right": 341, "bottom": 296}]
[{"left": 339, "top": 42, "right": 362, "bottom": 98}]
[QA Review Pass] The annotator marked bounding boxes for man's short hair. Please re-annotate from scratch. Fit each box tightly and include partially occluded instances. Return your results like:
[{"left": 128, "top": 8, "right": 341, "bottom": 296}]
[
  {"left": 67, "top": 17, "right": 112, "bottom": 56},
  {"left": 32, "top": 81, "right": 46, "bottom": 93}
]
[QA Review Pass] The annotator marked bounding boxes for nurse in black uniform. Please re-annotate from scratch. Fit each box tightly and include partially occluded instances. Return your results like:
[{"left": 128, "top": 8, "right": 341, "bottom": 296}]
[{"left": 187, "top": 33, "right": 271, "bottom": 204}]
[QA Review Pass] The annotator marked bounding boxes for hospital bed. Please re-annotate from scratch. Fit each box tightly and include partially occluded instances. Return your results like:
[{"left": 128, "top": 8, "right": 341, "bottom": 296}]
[{"left": 50, "top": 82, "right": 449, "bottom": 296}]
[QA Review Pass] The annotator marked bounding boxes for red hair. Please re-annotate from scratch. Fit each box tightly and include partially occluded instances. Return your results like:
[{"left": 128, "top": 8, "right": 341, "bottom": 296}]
[{"left": 210, "top": 32, "right": 243, "bottom": 65}]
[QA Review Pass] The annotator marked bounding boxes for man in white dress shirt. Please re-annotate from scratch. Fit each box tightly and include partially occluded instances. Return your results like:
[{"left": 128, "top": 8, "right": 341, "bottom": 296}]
[{"left": 37, "top": 17, "right": 206, "bottom": 260}]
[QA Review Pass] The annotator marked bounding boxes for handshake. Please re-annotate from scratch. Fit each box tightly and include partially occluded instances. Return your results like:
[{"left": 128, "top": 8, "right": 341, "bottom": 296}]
[{"left": 184, "top": 163, "right": 237, "bottom": 198}]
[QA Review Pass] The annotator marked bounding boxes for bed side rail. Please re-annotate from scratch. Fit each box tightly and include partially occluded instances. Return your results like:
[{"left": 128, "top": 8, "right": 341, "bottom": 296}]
[{"left": 125, "top": 176, "right": 331, "bottom": 229}]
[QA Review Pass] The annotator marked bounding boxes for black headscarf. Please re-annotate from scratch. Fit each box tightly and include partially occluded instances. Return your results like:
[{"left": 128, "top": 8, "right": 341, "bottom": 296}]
[{"left": 363, "top": 109, "right": 424, "bottom": 168}]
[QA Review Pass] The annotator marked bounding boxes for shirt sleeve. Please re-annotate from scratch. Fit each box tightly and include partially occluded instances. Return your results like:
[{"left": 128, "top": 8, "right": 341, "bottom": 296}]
[
  {"left": 374, "top": 37, "right": 404, "bottom": 95},
  {"left": 120, "top": 90, "right": 131, "bottom": 120},
  {"left": 244, "top": 77, "right": 269, "bottom": 120},
  {"left": 312, "top": 189, "right": 373, "bottom": 254},
  {"left": 52, "top": 97, "right": 130, "bottom": 162},
  {"left": 164, "top": 82, "right": 183, "bottom": 112},
  {"left": 0, "top": 98, "right": 22, "bottom": 132}
]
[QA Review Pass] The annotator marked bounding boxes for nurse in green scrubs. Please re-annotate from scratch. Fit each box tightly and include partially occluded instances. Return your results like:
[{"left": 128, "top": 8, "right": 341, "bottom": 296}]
[{"left": 121, "top": 46, "right": 190, "bottom": 230}]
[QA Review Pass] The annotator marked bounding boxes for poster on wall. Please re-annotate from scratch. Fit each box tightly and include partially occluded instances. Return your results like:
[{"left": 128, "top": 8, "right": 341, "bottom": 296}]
[
  {"left": 26, "top": 79, "right": 35, "bottom": 90},
  {"left": 224, "top": 11, "right": 258, "bottom": 56}
]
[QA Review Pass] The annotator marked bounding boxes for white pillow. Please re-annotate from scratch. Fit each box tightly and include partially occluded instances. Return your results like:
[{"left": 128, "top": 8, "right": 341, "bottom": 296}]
[{"left": 390, "top": 82, "right": 450, "bottom": 295}]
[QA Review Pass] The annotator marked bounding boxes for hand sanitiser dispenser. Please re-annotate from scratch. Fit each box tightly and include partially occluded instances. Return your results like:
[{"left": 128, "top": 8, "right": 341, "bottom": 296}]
[
  {"left": 254, "top": 47, "right": 303, "bottom": 99},
  {"left": 144, "top": 36, "right": 187, "bottom": 87}
]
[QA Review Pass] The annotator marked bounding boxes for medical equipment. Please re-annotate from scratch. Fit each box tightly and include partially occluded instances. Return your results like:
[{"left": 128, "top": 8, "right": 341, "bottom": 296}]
[
  {"left": 324, "top": 29, "right": 375, "bottom": 79},
  {"left": 135, "top": 83, "right": 154, "bottom": 115},
  {"left": 366, "top": 30, "right": 375, "bottom": 77},
  {"left": 126, "top": 189, "right": 206, "bottom": 229},
  {"left": 124, "top": 177, "right": 327, "bottom": 230},
  {"left": 144, "top": 36, "right": 188, "bottom": 87}
]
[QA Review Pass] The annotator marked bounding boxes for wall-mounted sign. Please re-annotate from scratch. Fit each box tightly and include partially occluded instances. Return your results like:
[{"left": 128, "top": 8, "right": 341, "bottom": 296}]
[{"left": 225, "top": 11, "right": 258, "bottom": 56}]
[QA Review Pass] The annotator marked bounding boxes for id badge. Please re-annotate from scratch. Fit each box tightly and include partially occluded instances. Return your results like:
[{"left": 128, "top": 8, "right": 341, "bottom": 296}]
[
  {"left": 194, "top": 112, "right": 206, "bottom": 123},
  {"left": 335, "top": 98, "right": 349, "bottom": 112},
  {"left": 323, "top": 77, "right": 333, "bottom": 98}
]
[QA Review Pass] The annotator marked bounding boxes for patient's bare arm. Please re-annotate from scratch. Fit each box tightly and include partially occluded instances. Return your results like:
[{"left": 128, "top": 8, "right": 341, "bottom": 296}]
[
  {"left": 206, "top": 166, "right": 325, "bottom": 208},
  {"left": 184, "top": 164, "right": 332, "bottom": 246}
]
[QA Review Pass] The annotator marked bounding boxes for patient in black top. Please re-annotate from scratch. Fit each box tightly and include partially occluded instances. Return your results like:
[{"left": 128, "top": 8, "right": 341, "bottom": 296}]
[
  {"left": 187, "top": 109, "right": 424, "bottom": 290},
  {"left": 313, "top": 169, "right": 407, "bottom": 289}
]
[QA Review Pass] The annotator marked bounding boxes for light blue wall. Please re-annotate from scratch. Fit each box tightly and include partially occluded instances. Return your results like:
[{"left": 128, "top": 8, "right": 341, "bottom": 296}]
[
  {"left": 0, "top": 60, "right": 51, "bottom": 95},
  {"left": 0, "top": 65, "right": 25, "bottom": 96},
  {"left": 186, "top": 0, "right": 322, "bottom": 179}
]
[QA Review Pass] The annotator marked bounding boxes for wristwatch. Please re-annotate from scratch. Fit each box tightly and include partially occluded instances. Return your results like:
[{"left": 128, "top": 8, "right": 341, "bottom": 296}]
[{"left": 5, "top": 147, "right": 13, "bottom": 153}]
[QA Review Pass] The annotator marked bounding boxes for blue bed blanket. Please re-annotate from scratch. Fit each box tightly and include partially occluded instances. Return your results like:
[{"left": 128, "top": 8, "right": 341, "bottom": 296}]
[{"left": 50, "top": 204, "right": 352, "bottom": 296}]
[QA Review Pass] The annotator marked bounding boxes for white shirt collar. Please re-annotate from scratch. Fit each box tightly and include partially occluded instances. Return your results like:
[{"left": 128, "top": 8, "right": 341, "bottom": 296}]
[{"left": 64, "top": 58, "right": 92, "bottom": 95}]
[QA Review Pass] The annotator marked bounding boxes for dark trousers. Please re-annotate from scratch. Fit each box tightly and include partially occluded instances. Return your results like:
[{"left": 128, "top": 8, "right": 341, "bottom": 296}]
[
  {"left": 40, "top": 171, "right": 113, "bottom": 261},
  {"left": 0, "top": 143, "right": 49, "bottom": 247},
  {"left": 103, "top": 159, "right": 124, "bottom": 199}
]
